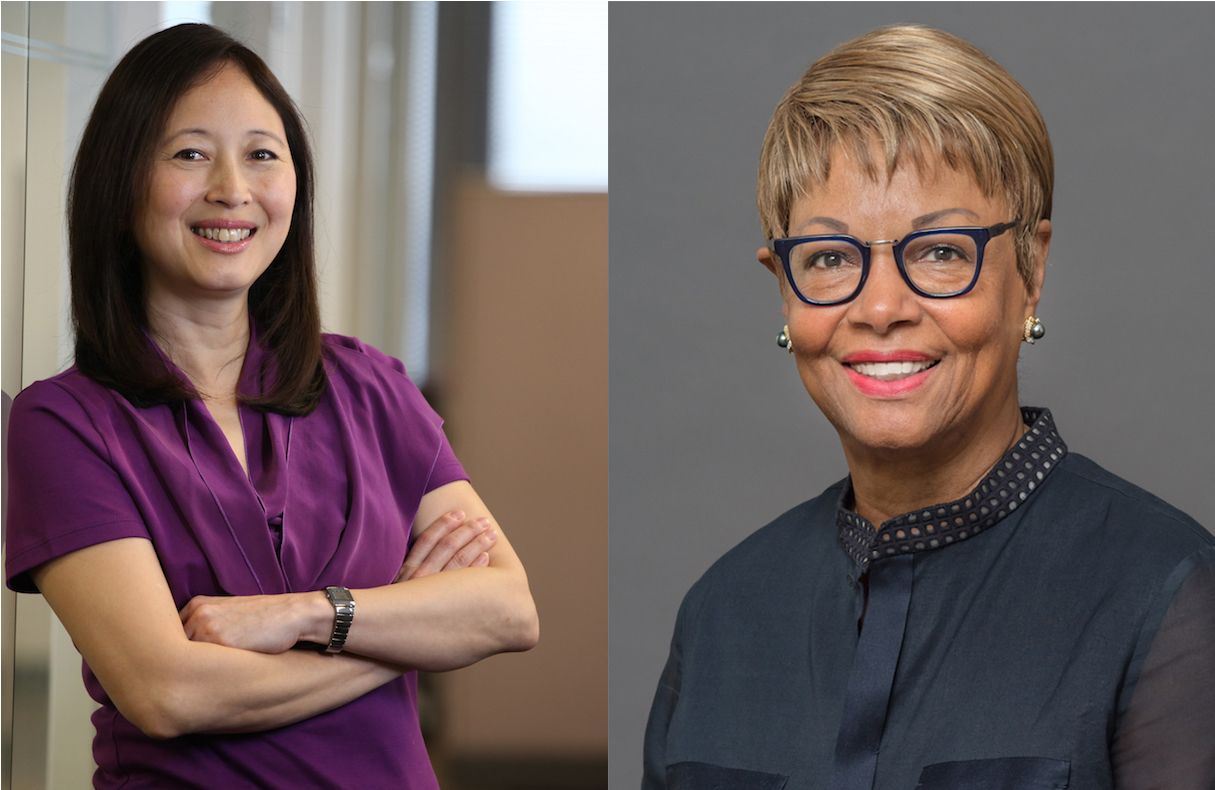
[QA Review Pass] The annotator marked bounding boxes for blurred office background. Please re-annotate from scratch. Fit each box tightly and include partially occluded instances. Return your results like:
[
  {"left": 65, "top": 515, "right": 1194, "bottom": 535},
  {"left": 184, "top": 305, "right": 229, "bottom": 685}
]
[{"left": 1, "top": 2, "right": 607, "bottom": 788}]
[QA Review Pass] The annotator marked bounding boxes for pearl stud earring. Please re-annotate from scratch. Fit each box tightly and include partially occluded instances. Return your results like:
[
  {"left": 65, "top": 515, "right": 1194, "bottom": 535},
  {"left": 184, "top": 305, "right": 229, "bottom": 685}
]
[
  {"left": 1023, "top": 315, "right": 1046, "bottom": 344},
  {"left": 777, "top": 324, "right": 793, "bottom": 353}
]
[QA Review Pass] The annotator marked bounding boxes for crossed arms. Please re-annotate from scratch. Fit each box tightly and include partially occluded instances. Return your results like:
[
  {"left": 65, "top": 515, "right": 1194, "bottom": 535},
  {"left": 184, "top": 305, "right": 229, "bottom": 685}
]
[{"left": 33, "top": 480, "right": 539, "bottom": 739}]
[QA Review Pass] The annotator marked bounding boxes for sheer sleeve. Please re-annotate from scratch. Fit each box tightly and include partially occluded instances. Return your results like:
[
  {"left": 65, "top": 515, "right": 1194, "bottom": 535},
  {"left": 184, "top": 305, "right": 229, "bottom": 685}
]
[
  {"left": 1111, "top": 545, "right": 1215, "bottom": 789},
  {"left": 644, "top": 586, "right": 701, "bottom": 790}
]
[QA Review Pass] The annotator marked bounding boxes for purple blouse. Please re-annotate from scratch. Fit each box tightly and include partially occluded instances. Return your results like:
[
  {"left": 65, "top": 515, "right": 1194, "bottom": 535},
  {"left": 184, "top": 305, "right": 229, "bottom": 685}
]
[{"left": 5, "top": 331, "right": 467, "bottom": 789}]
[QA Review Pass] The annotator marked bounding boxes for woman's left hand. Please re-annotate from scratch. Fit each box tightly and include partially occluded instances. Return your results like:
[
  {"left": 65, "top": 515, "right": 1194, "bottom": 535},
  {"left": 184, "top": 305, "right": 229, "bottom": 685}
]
[
  {"left": 394, "top": 509, "right": 497, "bottom": 582},
  {"left": 180, "top": 592, "right": 323, "bottom": 654}
]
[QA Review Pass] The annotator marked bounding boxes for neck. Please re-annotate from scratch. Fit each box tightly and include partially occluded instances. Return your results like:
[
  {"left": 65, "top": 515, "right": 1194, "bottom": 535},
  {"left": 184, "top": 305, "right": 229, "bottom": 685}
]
[
  {"left": 146, "top": 294, "right": 250, "bottom": 402},
  {"left": 843, "top": 405, "right": 1028, "bottom": 527}
]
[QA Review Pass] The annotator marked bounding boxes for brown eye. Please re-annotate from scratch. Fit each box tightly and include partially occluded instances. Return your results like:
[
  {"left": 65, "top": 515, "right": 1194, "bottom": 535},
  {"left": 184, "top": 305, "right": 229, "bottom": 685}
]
[{"left": 927, "top": 245, "right": 965, "bottom": 262}]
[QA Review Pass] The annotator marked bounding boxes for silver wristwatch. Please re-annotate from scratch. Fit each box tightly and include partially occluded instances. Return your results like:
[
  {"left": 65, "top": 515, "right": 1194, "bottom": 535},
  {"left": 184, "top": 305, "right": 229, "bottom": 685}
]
[{"left": 323, "top": 586, "right": 356, "bottom": 654}]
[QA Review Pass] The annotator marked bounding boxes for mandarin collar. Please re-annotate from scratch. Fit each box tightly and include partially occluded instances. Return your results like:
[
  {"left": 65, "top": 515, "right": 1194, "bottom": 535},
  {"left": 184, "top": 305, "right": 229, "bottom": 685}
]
[{"left": 836, "top": 407, "right": 1067, "bottom": 572}]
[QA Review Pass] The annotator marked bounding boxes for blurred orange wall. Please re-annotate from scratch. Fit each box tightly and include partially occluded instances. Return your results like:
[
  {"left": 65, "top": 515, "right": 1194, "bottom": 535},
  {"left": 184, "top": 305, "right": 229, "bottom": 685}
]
[{"left": 434, "top": 179, "right": 608, "bottom": 757}]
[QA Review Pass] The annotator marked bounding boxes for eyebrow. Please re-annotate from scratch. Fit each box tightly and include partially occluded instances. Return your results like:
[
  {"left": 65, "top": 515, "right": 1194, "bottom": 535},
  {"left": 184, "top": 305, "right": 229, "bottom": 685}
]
[
  {"left": 792, "top": 207, "right": 983, "bottom": 236},
  {"left": 164, "top": 128, "right": 288, "bottom": 147},
  {"left": 910, "top": 207, "right": 981, "bottom": 228},
  {"left": 794, "top": 216, "right": 850, "bottom": 233}
]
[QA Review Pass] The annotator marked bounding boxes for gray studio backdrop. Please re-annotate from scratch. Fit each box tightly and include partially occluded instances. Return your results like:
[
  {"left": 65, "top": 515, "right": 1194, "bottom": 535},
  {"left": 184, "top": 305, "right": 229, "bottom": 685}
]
[{"left": 608, "top": 3, "right": 1215, "bottom": 787}]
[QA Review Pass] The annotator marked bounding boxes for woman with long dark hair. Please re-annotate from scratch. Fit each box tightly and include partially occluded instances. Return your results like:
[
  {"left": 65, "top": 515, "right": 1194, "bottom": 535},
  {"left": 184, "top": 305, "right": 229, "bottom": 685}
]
[{"left": 5, "top": 24, "right": 537, "bottom": 788}]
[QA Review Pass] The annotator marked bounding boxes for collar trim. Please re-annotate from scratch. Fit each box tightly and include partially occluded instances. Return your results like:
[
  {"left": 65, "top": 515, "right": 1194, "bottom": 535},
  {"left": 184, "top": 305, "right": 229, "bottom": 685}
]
[{"left": 836, "top": 407, "right": 1066, "bottom": 571}]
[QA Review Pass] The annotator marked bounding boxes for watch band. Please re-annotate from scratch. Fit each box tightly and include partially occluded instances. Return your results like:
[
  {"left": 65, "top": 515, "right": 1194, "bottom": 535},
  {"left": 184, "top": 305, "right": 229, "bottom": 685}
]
[{"left": 323, "top": 586, "right": 355, "bottom": 654}]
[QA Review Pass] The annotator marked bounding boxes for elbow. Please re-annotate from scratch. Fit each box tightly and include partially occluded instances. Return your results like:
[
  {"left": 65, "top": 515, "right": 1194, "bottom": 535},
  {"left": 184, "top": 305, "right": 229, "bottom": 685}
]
[
  {"left": 505, "top": 593, "right": 540, "bottom": 652},
  {"left": 135, "top": 713, "right": 184, "bottom": 741},
  {"left": 121, "top": 687, "right": 188, "bottom": 740},
  {"left": 117, "top": 672, "right": 202, "bottom": 740}
]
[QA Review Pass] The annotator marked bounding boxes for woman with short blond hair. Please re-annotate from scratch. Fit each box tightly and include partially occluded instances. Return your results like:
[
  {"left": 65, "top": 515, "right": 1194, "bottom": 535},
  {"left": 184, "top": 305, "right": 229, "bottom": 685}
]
[{"left": 645, "top": 25, "right": 1213, "bottom": 790}]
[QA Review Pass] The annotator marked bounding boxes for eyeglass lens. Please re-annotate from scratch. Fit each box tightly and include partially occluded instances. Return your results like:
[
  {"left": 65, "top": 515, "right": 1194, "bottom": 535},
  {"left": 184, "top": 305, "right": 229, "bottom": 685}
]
[{"left": 786, "top": 231, "right": 980, "bottom": 302}]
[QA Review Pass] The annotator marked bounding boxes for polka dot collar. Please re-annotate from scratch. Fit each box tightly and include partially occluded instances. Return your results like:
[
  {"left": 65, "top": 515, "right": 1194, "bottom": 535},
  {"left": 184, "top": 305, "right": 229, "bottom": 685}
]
[{"left": 836, "top": 407, "right": 1066, "bottom": 572}]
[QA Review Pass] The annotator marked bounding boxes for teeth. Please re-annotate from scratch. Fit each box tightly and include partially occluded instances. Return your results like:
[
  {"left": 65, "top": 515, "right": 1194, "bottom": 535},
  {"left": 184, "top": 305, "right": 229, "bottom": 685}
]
[
  {"left": 192, "top": 227, "right": 252, "bottom": 242},
  {"left": 850, "top": 360, "right": 938, "bottom": 381}
]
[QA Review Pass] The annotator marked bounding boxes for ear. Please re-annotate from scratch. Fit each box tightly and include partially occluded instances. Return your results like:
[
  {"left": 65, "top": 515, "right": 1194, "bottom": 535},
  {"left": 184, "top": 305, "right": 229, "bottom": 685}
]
[
  {"left": 757, "top": 245, "right": 790, "bottom": 292},
  {"left": 1023, "top": 219, "right": 1051, "bottom": 313},
  {"left": 757, "top": 245, "right": 779, "bottom": 274}
]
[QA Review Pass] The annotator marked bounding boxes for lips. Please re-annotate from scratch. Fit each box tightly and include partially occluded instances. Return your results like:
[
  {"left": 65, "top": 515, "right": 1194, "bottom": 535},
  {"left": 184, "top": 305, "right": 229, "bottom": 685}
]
[
  {"left": 839, "top": 350, "right": 941, "bottom": 396},
  {"left": 189, "top": 220, "right": 257, "bottom": 248}
]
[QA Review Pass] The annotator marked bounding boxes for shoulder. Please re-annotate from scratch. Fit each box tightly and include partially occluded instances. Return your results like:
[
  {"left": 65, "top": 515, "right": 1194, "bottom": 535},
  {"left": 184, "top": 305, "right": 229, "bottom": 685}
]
[
  {"left": 1025, "top": 452, "right": 1212, "bottom": 615},
  {"left": 13, "top": 367, "right": 110, "bottom": 411},
  {"left": 1047, "top": 452, "right": 1212, "bottom": 553},
  {"left": 321, "top": 333, "right": 410, "bottom": 382},
  {"left": 679, "top": 481, "right": 845, "bottom": 619},
  {"left": 317, "top": 334, "right": 445, "bottom": 438},
  {"left": 9, "top": 368, "right": 125, "bottom": 441},
  {"left": 320, "top": 334, "right": 430, "bottom": 407}
]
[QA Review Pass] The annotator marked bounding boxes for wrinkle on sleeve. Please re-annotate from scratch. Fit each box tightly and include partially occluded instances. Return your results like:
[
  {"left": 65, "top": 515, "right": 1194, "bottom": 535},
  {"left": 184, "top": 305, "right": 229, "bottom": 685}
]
[
  {"left": 1111, "top": 545, "right": 1215, "bottom": 789},
  {"left": 4, "top": 382, "right": 149, "bottom": 593}
]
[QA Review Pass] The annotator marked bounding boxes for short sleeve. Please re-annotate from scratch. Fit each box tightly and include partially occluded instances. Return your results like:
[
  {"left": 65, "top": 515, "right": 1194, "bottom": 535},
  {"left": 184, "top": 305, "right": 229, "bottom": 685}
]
[
  {"left": 1111, "top": 545, "right": 1215, "bottom": 789},
  {"left": 4, "top": 381, "right": 150, "bottom": 593},
  {"left": 426, "top": 433, "right": 468, "bottom": 493}
]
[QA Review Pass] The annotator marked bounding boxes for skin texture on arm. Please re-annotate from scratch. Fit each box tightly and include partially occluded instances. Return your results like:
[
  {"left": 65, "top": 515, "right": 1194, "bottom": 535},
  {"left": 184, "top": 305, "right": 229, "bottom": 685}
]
[
  {"left": 33, "top": 538, "right": 405, "bottom": 740},
  {"left": 180, "top": 480, "right": 540, "bottom": 671}
]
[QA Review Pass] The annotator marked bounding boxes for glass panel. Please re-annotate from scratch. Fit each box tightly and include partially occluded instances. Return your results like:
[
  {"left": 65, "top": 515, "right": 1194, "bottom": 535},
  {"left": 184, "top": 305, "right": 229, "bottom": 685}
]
[
  {"left": 902, "top": 232, "right": 979, "bottom": 295},
  {"left": 488, "top": 1, "right": 608, "bottom": 191},
  {"left": 786, "top": 238, "right": 865, "bottom": 303},
  {"left": 3, "top": 8, "right": 31, "bottom": 788}
]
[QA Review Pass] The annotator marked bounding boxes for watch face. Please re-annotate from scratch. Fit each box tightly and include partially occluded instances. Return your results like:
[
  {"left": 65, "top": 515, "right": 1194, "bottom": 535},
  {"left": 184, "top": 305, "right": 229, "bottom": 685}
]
[{"left": 325, "top": 586, "right": 355, "bottom": 604}]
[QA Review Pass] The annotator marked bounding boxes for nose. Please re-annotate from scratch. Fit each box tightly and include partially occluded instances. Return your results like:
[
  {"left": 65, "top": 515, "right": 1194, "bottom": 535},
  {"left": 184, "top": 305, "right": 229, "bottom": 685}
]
[
  {"left": 205, "top": 156, "right": 251, "bottom": 208},
  {"left": 845, "top": 244, "right": 922, "bottom": 334}
]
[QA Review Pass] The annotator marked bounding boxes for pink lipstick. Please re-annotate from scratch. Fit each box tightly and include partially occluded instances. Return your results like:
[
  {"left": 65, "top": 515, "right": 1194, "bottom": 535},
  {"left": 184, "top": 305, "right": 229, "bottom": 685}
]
[{"left": 840, "top": 350, "right": 940, "bottom": 397}]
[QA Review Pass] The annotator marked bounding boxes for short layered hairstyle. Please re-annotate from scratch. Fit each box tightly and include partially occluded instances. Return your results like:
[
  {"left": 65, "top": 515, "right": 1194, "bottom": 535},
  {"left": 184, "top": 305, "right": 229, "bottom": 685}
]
[
  {"left": 69, "top": 23, "right": 324, "bottom": 414},
  {"left": 758, "top": 25, "right": 1054, "bottom": 286}
]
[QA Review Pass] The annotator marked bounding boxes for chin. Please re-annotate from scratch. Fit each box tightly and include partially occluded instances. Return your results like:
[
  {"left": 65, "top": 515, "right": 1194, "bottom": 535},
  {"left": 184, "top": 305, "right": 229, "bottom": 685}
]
[
  {"left": 851, "top": 426, "right": 935, "bottom": 454},
  {"left": 828, "top": 402, "right": 943, "bottom": 455}
]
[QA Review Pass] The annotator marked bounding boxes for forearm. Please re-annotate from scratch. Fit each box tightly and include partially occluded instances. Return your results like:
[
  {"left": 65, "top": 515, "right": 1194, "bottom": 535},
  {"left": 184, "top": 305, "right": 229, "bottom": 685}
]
[
  {"left": 181, "top": 482, "right": 539, "bottom": 673},
  {"left": 299, "top": 566, "right": 539, "bottom": 671},
  {"left": 34, "top": 538, "right": 407, "bottom": 740},
  {"left": 152, "top": 641, "right": 403, "bottom": 737}
]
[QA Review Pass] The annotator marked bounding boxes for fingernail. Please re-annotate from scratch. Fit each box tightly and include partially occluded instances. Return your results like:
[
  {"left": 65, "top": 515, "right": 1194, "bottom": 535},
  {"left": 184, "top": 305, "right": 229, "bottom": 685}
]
[
  {"left": 449, "top": 510, "right": 465, "bottom": 521},
  {"left": 486, "top": 529, "right": 498, "bottom": 541},
  {"left": 477, "top": 518, "right": 491, "bottom": 528}
]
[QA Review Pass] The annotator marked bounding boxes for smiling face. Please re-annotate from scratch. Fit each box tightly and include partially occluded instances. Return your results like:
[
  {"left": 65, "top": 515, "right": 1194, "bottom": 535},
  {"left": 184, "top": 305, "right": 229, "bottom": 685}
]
[
  {"left": 135, "top": 61, "right": 296, "bottom": 312},
  {"left": 759, "top": 146, "right": 1050, "bottom": 460}
]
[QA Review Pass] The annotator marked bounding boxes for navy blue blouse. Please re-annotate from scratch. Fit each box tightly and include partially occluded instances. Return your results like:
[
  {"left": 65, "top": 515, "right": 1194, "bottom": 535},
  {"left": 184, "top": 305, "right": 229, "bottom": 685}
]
[{"left": 644, "top": 409, "right": 1215, "bottom": 789}]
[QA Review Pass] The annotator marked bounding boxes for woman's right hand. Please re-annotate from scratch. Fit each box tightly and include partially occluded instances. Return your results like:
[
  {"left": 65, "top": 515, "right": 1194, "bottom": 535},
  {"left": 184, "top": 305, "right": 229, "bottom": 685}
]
[{"left": 394, "top": 510, "right": 497, "bottom": 582}]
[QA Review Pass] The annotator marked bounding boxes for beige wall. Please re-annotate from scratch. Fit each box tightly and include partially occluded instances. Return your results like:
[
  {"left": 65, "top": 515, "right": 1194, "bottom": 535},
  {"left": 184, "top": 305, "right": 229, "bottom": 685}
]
[{"left": 435, "top": 179, "right": 608, "bottom": 757}]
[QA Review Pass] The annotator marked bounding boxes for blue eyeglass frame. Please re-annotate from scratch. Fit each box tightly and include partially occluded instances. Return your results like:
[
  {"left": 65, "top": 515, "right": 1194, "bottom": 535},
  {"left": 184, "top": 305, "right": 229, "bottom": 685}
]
[{"left": 770, "top": 220, "right": 1019, "bottom": 306}]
